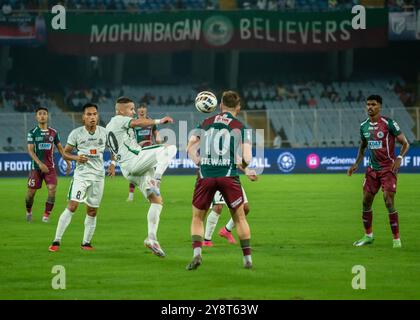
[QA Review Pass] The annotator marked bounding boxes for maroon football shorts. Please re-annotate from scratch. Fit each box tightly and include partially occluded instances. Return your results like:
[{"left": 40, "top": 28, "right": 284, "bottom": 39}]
[
  {"left": 27, "top": 169, "right": 58, "bottom": 189},
  {"left": 363, "top": 166, "right": 397, "bottom": 194},
  {"left": 192, "top": 176, "right": 244, "bottom": 211}
]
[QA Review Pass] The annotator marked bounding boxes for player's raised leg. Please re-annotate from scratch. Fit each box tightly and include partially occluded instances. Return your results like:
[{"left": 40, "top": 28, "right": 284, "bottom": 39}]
[
  {"left": 203, "top": 204, "right": 223, "bottom": 247},
  {"left": 384, "top": 191, "right": 401, "bottom": 248},
  {"left": 354, "top": 191, "right": 375, "bottom": 246},
  {"left": 152, "top": 144, "right": 177, "bottom": 194}
]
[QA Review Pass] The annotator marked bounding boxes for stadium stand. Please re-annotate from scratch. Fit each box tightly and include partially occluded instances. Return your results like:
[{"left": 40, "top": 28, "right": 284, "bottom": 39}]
[
  {"left": 0, "top": 77, "right": 418, "bottom": 151},
  {"left": 242, "top": 77, "right": 417, "bottom": 147}
]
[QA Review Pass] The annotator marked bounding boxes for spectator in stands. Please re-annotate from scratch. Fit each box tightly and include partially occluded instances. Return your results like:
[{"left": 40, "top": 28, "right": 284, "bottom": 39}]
[
  {"left": 268, "top": 0, "right": 278, "bottom": 10},
  {"left": 175, "top": 0, "right": 186, "bottom": 10},
  {"left": 356, "top": 90, "right": 364, "bottom": 102},
  {"left": 158, "top": 95, "right": 165, "bottom": 105},
  {"left": 308, "top": 96, "right": 317, "bottom": 107},
  {"left": 257, "top": 0, "right": 267, "bottom": 9},
  {"left": 298, "top": 94, "right": 307, "bottom": 106},
  {"left": 285, "top": 0, "right": 295, "bottom": 9},
  {"left": 3, "top": 137, "right": 15, "bottom": 152},
  {"left": 2, "top": 2, "right": 12, "bottom": 14},
  {"left": 167, "top": 95, "right": 176, "bottom": 105},
  {"left": 273, "top": 132, "right": 282, "bottom": 149},
  {"left": 345, "top": 91, "right": 355, "bottom": 102}
]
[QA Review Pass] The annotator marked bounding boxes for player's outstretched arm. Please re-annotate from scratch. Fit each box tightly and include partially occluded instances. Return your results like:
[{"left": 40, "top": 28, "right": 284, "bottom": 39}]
[
  {"left": 130, "top": 116, "right": 174, "bottom": 128},
  {"left": 392, "top": 133, "right": 410, "bottom": 173},
  {"left": 187, "top": 135, "right": 201, "bottom": 166},
  {"left": 27, "top": 144, "right": 49, "bottom": 173},
  {"left": 347, "top": 139, "right": 367, "bottom": 176}
]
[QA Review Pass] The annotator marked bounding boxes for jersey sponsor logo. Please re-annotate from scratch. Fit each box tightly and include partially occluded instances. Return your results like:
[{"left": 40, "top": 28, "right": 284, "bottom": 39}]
[
  {"left": 368, "top": 140, "right": 383, "bottom": 149},
  {"left": 35, "top": 137, "right": 44, "bottom": 141},
  {"left": 89, "top": 149, "right": 97, "bottom": 155},
  {"left": 38, "top": 143, "right": 52, "bottom": 150},
  {"left": 137, "top": 129, "right": 151, "bottom": 136},
  {"left": 214, "top": 114, "right": 233, "bottom": 126},
  {"left": 58, "top": 157, "right": 75, "bottom": 175},
  {"left": 377, "top": 131, "right": 384, "bottom": 139},
  {"left": 277, "top": 152, "right": 296, "bottom": 173}
]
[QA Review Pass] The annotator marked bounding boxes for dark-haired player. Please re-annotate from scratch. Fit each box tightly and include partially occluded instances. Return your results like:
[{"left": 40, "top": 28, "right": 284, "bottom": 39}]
[
  {"left": 347, "top": 95, "right": 410, "bottom": 248},
  {"left": 106, "top": 97, "right": 176, "bottom": 257},
  {"left": 186, "top": 90, "right": 254, "bottom": 270},
  {"left": 127, "top": 103, "right": 162, "bottom": 202},
  {"left": 49, "top": 103, "right": 115, "bottom": 252},
  {"left": 26, "top": 107, "right": 71, "bottom": 223}
]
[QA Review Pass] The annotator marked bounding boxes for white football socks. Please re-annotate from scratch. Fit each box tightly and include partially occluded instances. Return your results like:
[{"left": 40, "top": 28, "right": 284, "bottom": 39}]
[
  {"left": 147, "top": 203, "right": 163, "bottom": 241},
  {"left": 226, "top": 218, "right": 236, "bottom": 232},
  {"left": 204, "top": 210, "right": 220, "bottom": 240},
  {"left": 127, "top": 192, "right": 134, "bottom": 201},
  {"left": 83, "top": 215, "right": 97, "bottom": 245},
  {"left": 54, "top": 208, "right": 74, "bottom": 242},
  {"left": 194, "top": 247, "right": 202, "bottom": 257}
]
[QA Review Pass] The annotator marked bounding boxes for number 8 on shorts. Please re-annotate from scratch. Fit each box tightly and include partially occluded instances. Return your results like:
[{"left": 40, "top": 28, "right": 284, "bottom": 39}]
[{"left": 68, "top": 179, "right": 104, "bottom": 208}]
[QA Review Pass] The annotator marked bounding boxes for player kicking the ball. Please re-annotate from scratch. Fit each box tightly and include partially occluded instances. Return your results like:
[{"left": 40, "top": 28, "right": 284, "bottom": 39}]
[
  {"left": 186, "top": 90, "right": 254, "bottom": 270},
  {"left": 203, "top": 171, "right": 257, "bottom": 247},
  {"left": 347, "top": 95, "right": 409, "bottom": 248},
  {"left": 26, "top": 107, "right": 71, "bottom": 223},
  {"left": 106, "top": 97, "right": 177, "bottom": 257},
  {"left": 127, "top": 103, "right": 162, "bottom": 202},
  {"left": 49, "top": 103, "right": 115, "bottom": 252}
]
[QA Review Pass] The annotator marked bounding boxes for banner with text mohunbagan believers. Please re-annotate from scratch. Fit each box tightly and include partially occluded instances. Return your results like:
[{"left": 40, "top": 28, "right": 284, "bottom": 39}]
[{"left": 45, "top": 9, "right": 387, "bottom": 55}]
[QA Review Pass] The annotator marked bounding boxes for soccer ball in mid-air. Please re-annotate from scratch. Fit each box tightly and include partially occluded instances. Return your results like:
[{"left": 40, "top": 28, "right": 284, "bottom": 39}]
[{"left": 195, "top": 91, "right": 218, "bottom": 113}]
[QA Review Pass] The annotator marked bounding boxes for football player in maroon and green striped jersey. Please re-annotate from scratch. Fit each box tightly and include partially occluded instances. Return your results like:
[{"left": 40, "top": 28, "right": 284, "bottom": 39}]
[
  {"left": 26, "top": 107, "right": 71, "bottom": 223},
  {"left": 127, "top": 103, "right": 162, "bottom": 202},
  {"left": 347, "top": 95, "right": 410, "bottom": 248},
  {"left": 186, "top": 90, "right": 254, "bottom": 270}
]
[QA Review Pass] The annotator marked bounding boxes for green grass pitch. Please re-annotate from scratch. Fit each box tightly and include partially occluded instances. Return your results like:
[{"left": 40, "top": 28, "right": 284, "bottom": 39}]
[{"left": 0, "top": 174, "right": 419, "bottom": 300}]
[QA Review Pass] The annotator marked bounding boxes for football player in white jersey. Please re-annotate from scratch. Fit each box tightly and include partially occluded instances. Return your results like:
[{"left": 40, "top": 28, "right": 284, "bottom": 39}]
[
  {"left": 49, "top": 103, "right": 115, "bottom": 252},
  {"left": 106, "top": 97, "right": 177, "bottom": 257}
]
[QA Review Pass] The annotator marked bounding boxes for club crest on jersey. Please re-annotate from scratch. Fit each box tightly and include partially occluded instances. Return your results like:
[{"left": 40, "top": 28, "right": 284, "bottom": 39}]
[
  {"left": 98, "top": 138, "right": 104, "bottom": 145},
  {"left": 377, "top": 131, "right": 384, "bottom": 139},
  {"left": 49, "top": 136, "right": 54, "bottom": 142},
  {"left": 368, "top": 141, "right": 382, "bottom": 149}
]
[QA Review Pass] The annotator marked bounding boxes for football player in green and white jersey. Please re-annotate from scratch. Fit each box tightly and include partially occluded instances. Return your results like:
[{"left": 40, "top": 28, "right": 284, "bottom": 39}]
[
  {"left": 49, "top": 103, "right": 115, "bottom": 252},
  {"left": 106, "top": 97, "right": 176, "bottom": 258}
]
